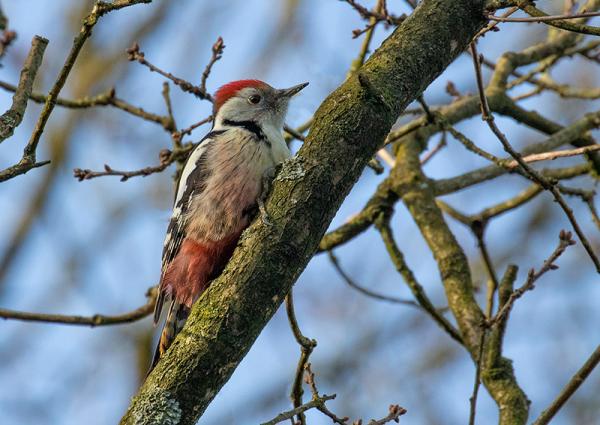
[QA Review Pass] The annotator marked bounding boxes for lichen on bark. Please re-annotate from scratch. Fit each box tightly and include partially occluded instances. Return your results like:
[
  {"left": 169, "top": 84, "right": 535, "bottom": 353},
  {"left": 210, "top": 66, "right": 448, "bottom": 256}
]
[{"left": 120, "top": 1, "right": 489, "bottom": 424}]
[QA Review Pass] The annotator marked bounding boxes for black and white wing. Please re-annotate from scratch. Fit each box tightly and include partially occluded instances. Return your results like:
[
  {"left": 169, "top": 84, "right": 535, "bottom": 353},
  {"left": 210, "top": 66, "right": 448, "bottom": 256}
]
[{"left": 152, "top": 130, "right": 225, "bottom": 324}]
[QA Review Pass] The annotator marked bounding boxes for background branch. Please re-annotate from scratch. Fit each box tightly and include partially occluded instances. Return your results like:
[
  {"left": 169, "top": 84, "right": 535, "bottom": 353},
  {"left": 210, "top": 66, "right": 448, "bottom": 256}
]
[{"left": 0, "top": 35, "right": 47, "bottom": 142}]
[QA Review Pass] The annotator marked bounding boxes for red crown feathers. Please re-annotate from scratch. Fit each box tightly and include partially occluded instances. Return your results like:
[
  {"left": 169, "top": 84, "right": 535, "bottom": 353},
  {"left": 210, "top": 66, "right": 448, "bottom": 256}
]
[{"left": 213, "top": 79, "right": 268, "bottom": 113}]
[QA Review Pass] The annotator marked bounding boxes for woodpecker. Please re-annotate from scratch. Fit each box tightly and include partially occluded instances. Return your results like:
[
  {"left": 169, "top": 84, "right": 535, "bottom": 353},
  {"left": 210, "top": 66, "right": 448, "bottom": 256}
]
[{"left": 150, "top": 79, "right": 308, "bottom": 370}]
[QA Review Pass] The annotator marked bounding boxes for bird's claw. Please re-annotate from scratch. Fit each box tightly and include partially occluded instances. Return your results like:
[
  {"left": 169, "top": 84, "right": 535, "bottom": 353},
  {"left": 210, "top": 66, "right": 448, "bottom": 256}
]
[{"left": 258, "top": 199, "right": 272, "bottom": 226}]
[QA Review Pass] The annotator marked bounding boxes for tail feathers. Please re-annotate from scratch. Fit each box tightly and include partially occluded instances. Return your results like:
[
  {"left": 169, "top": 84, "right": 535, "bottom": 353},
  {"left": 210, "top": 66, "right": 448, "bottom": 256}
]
[{"left": 149, "top": 300, "right": 190, "bottom": 373}]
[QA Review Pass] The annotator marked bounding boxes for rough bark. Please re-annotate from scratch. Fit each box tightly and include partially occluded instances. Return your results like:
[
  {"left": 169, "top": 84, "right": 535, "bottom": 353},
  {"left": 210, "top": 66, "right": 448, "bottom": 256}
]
[{"left": 120, "top": 1, "right": 486, "bottom": 423}]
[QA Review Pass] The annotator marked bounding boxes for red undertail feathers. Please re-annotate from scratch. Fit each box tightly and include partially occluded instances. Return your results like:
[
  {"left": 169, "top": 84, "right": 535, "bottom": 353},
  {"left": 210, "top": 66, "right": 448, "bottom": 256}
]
[{"left": 149, "top": 234, "right": 241, "bottom": 372}]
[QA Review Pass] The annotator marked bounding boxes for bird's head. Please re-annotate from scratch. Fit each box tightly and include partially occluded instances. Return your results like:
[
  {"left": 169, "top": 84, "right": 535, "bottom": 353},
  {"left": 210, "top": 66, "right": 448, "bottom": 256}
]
[{"left": 213, "top": 79, "right": 308, "bottom": 129}]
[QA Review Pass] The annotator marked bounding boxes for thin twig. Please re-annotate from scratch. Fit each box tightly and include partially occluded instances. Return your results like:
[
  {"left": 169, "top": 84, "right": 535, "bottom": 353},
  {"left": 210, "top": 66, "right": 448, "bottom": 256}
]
[
  {"left": 73, "top": 145, "right": 192, "bottom": 181},
  {"left": 471, "top": 220, "right": 500, "bottom": 318},
  {"left": 303, "top": 363, "right": 406, "bottom": 425},
  {"left": 161, "top": 82, "right": 176, "bottom": 133},
  {"left": 366, "top": 405, "right": 408, "bottom": 425},
  {"left": 468, "top": 328, "right": 487, "bottom": 425},
  {"left": 25, "top": 0, "right": 151, "bottom": 162},
  {"left": 286, "top": 290, "right": 317, "bottom": 425},
  {"left": 171, "top": 115, "right": 214, "bottom": 148},
  {"left": 284, "top": 118, "right": 313, "bottom": 144},
  {"left": 0, "top": 81, "right": 173, "bottom": 129},
  {"left": 491, "top": 230, "right": 576, "bottom": 326},
  {"left": 475, "top": 6, "right": 519, "bottom": 39},
  {"left": 375, "top": 216, "right": 464, "bottom": 345},
  {"left": 486, "top": 10, "right": 600, "bottom": 22},
  {"left": 348, "top": 0, "right": 384, "bottom": 72},
  {"left": 127, "top": 42, "right": 213, "bottom": 101},
  {"left": 470, "top": 42, "right": 600, "bottom": 272},
  {"left": 283, "top": 124, "right": 306, "bottom": 142},
  {"left": 505, "top": 144, "right": 600, "bottom": 168},
  {"left": 304, "top": 364, "right": 349, "bottom": 425},
  {"left": 0, "top": 286, "right": 156, "bottom": 327},
  {"left": 328, "top": 251, "right": 418, "bottom": 307},
  {"left": 420, "top": 132, "right": 447, "bottom": 165},
  {"left": 260, "top": 394, "right": 337, "bottom": 425},
  {"left": 200, "top": 37, "right": 224, "bottom": 95},
  {"left": 343, "top": 0, "right": 402, "bottom": 23},
  {"left": 0, "top": 0, "right": 151, "bottom": 183},
  {"left": 532, "top": 344, "right": 600, "bottom": 425}
]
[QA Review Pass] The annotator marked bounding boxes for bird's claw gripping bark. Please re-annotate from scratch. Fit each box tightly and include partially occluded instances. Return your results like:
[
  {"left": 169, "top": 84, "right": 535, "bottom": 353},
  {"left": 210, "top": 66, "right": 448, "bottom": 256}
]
[
  {"left": 257, "top": 197, "right": 273, "bottom": 226},
  {"left": 258, "top": 167, "right": 276, "bottom": 226}
]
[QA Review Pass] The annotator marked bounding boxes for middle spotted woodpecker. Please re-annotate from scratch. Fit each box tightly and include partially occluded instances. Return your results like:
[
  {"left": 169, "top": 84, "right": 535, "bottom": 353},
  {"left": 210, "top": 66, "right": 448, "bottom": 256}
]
[{"left": 151, "top": 79, "right": 308, "bottom": 369}]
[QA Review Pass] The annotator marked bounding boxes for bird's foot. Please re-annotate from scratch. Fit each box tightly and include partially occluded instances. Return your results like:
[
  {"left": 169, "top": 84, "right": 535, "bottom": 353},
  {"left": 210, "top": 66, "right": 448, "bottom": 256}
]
[{"left": 257, "top": 198, "right": 272, "bottom": 226}]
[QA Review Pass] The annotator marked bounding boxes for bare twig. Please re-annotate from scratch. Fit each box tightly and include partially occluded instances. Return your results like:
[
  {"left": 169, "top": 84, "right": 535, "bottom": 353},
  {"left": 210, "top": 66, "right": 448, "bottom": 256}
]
[
  {"left": 472, "top": 221, "right": 500, "bottom": 318},
  {"left": 284, "top": 118, "right": 313, "bottom": 144},
  {"left": 200, "top": 37, "right": 225, "bottom": 95},
  {"left": 348, "top": 0, "right": 384, "bottom": 71},
  {"left": 260, "top": 394, "right": 337, "bottom": 425},
  {"left": 420, "top": 132, "right": 447, "bottom": 165},
  {"left": 302, "top": 363, "right": 406, "bottom": 425},
  {"left": 0, "top": 286, "right": 156, "bottom": 327},
  {"left": 532, "top": 344, "right": 600, "bottom": 425},
  {"left": 475, "top": 6, "right": 518, "bottom": 38},
  {"left": 343, "top": 0, "right": 403, "bottom": 24},
  {"left": 283, "top": 124, "right": 306, "bottom": 142},
  {"left": 375, "top": 215, "right": 464, "bottom": 345},
  {"left": 286, "top": 290, "right": 317, "bottom": 425},
  {"left": 0, "top": 0, "right": 152, "bottom": 183},
  {"left": 514, "top": 3, "right": 600, "bottom": 36},
  {"left": 328, "top": 251, "right": 418, "bottom": 307},
  {"left": 161, "top": 82, "right": 176, "bottom": 133},
  {"left": 468, "top": 328, "right": 487, "bottom": 425},
  {"left": 470, "top": 42, "right": 600, "bottom": 272},
  {"left": 343, "top": 0, "right": 406, "bottom": 38},
  {"left": 171, "top": 115, "right": 214, "bottom": 148},
  {"left": 492, "top": 230, "right": 576, "bottom": 326},
  {"left": 0, "top": 36, "right": 47, "bottom": 142},
  {"left": 304, "top": 364, "right": 349, "bottom": 425},
  {"left": 127, "top": 42, "right": 214, "bottom": 101},
  {"left": 366, "top": 405, "right": 407, "bottom": 425},
  {"left": 377, "top": 148, "right": 396, "bottom": 168},
  {"left": 505, "top": 145, "right": 600, "bottom": 168},
  {"left": 0, "top": 81, "right": 173, "bottom": 129},
  {"left": 73, "top": 146, "right": 192, "bottom": 181},
  {"left": 486, "top": 10, "right": 600, "bottom": 22}
]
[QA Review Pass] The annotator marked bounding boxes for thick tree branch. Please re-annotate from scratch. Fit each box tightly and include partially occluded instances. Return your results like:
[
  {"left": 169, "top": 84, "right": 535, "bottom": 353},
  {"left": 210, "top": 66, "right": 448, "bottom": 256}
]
[
  {"left": 120, "top": 1, "right": 487, "bottom": 423},
  {"left": 392, "top": 137, "right": 529, "bottom": 424}
]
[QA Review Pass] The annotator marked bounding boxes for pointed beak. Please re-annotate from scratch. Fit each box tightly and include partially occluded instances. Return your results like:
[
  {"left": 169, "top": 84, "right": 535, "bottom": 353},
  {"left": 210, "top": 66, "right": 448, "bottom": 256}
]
[{"left": 278, "top": 82, "right": 309, "bottom": 98}]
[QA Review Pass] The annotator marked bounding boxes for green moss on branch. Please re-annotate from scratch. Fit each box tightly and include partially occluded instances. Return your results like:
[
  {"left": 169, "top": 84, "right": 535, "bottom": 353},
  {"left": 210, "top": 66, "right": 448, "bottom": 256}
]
[{"left": 120, "top": 1, "right": 487, "bottom": 423}]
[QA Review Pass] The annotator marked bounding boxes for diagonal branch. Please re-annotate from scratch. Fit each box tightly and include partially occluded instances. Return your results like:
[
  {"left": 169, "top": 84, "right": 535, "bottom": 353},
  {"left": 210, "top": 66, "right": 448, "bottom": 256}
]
[
  {"left": 120, "top": 1, "right": 488, "bottom": 423},
  {"left": 532, "top": 344, "right": 600, "bottom": 425},
  {"left": 470, "top": 42, "right": 600, "bottom": 272},
  {"left": 0, "top": 35, "right": 47, "bottom": 142}
]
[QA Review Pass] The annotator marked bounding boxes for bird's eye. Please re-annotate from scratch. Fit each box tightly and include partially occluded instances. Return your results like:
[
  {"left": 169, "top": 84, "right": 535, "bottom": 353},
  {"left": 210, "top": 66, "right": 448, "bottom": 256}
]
[{"left": 248, "top": 94, "right": 261, "bottom": 104}]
